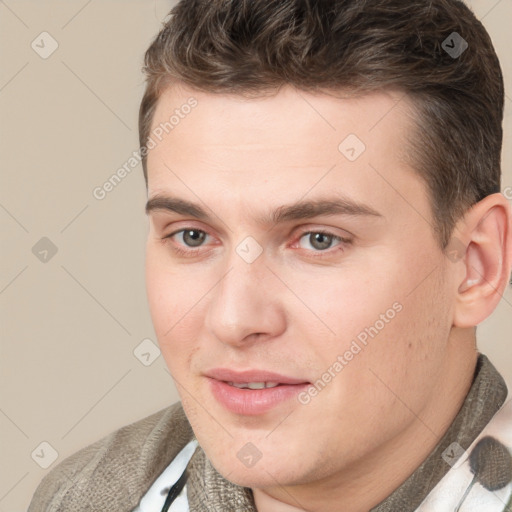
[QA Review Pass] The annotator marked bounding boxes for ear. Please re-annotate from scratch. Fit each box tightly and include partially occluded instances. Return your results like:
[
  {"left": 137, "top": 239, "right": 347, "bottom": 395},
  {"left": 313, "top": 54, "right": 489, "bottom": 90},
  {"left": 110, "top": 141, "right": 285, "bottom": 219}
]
[{"left": 451, "top": 193, "right": 512, "bottom": 328}]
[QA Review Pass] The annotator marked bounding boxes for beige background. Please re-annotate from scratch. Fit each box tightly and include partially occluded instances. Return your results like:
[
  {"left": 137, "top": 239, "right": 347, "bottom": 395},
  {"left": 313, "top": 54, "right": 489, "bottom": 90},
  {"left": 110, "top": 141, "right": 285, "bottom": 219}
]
[{"left": 0, "top": 1, "right": 511, "bottom": 510}]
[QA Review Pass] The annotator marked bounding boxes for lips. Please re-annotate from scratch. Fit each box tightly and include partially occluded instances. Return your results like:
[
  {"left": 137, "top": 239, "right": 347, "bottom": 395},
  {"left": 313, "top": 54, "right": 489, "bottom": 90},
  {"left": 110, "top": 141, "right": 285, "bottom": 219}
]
[
  {"left": 205, "top": 368, "right": 309, "bottom": 385},
  {"left": 205, "top": 368, "right": 310, "bottom": 415}
]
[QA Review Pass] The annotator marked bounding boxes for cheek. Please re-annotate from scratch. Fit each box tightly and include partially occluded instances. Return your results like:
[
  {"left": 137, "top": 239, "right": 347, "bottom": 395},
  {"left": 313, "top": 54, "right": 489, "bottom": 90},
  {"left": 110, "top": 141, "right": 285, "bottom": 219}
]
[
  {"left": 277, "top": 261, "right": 399, "bottom": 360},
  {"left": 146, "top": 251, "right": 175, "bottom": 335},
  {"left": 145, "top": 247, "right": 205, "bottom": 362},
  {"left": 340, "top": 268, "right": 451, "bottom": 419},
  {"left": 301, "top": 252, "right": 451, "bottom": 405},
  {"left": 146, "top": 246, "right": 197, "bottom": 324}
]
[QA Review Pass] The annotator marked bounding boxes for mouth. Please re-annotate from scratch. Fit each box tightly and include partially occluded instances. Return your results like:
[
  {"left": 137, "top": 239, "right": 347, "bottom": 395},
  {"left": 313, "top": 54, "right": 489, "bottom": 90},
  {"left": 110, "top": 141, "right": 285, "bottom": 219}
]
[
  {"left": 226, "top": 381, "right": 281, "bottom": 389},
  {"left": 205, "top": 368, "right": 311, "bottom": 415}
]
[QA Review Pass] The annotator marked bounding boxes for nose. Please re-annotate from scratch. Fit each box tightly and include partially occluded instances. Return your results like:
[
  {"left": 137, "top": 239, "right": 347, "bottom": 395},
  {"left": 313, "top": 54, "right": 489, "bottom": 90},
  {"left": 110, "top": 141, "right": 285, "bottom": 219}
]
[{"left": 204, "top": 254, "right": 286, "bottom": 348}]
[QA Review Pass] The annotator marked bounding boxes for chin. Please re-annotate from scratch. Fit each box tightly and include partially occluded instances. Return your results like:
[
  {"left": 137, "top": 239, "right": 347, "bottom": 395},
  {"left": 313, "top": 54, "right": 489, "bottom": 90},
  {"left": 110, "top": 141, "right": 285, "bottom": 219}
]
[
  {"left": 204, "top": 444, "right": 314, "bottom": 489},
  {"left": 213, "top": 460, "right": 294, "bottom": 488}
]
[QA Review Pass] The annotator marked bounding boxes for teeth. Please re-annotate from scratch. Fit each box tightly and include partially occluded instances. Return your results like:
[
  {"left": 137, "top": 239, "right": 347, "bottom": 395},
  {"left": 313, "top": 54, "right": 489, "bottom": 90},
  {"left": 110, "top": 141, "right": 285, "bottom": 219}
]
[
  {"left": 228, "top": 382, "right": 280, "bottom": 389},
  {"left": 247, "top": 382, "right": 266, "bottom": 390}
]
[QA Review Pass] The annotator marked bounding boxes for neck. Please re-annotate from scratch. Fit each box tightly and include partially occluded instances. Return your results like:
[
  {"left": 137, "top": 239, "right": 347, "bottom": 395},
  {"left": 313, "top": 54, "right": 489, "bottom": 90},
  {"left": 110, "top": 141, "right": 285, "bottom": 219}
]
[{"left": 252, "top": 337, "right": 478, "bottom": 512}]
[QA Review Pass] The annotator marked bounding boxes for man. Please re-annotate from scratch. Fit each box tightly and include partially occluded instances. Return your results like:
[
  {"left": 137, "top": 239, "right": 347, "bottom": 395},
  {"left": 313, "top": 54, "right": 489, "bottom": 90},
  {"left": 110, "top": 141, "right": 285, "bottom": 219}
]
[{"left": 29, "top": 0, "right": 512, "bottom": 510}]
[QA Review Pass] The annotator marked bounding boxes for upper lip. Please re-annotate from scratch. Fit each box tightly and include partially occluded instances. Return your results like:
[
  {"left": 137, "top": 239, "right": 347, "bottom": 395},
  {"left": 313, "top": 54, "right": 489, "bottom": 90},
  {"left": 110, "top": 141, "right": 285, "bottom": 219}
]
[{"left": 205, "top": 368, "right": 310, "bottom": 385}]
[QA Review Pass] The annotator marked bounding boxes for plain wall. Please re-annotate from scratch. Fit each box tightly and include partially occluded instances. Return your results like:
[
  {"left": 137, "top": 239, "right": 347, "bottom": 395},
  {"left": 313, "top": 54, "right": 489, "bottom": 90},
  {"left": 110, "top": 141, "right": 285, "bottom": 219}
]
[{"left": 0, "top": 1, "right": 511, "bottom": 510}]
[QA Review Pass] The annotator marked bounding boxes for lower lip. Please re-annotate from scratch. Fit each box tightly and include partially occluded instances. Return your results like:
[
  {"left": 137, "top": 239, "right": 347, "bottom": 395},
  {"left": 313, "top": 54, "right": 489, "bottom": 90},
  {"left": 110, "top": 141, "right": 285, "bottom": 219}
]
[{"left": 208, "top": 379, "right": 309, "bottom": 415}]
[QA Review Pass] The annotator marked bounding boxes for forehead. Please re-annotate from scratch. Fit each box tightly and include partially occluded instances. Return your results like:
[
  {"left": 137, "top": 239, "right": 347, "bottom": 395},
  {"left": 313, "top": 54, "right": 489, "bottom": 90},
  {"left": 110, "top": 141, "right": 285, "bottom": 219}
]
[
  {"left": 146, "top": 83, "right": 428, "bottom": 229},
  {"left": 148, "top": 84, "right": 414, "bottom": 162}
]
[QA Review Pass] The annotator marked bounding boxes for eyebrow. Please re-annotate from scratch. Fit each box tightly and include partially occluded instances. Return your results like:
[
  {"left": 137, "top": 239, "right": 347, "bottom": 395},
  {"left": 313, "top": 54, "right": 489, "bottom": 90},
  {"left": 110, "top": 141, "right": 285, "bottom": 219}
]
[{"left": 145, "top": 195, "right": 383, "bottom": 225}]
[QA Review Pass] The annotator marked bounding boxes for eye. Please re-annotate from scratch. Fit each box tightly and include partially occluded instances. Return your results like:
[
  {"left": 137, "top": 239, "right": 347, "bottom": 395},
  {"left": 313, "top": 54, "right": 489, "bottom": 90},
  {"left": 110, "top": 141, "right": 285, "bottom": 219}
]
[
  {"left": 298, "top": 231, "right": 343, "bottom": 251},
  {"left": 170, "top": 229, "right": 209, "bottom": 247}
]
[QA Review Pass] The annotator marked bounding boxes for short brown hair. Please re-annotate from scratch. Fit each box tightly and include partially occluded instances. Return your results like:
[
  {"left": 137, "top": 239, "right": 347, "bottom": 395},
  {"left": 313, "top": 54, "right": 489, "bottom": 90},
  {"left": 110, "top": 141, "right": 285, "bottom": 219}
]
[{"left": 139, "top": 0, "right": 504, "bottom": 248}]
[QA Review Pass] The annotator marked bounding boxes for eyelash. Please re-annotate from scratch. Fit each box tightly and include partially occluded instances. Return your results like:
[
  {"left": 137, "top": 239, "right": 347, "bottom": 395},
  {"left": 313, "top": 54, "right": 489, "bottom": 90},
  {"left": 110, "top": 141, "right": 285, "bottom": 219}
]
[{"left": 163, "top": 228, "right": 352, "bottom": 259}]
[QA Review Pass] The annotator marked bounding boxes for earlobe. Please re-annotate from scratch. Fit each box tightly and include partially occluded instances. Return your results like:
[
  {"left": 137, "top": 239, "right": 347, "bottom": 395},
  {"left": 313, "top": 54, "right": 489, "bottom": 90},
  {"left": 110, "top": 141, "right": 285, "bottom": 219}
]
[{"left": 452, "top": 194, "right": 512, "bottom": 328}]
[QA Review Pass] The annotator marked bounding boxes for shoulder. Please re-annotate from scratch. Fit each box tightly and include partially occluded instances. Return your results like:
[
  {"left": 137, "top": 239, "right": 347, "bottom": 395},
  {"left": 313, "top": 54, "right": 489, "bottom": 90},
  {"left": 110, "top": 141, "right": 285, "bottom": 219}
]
[{"left": 28, "top": 401, "right": 195, "bottom": 512}]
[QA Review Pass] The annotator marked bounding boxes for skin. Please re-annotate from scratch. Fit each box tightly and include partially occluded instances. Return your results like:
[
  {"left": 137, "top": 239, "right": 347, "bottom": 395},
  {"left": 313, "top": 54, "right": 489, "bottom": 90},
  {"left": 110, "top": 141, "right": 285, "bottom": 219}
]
[{"left": 144, "top": 83, "right": 512, "bottom": 512}]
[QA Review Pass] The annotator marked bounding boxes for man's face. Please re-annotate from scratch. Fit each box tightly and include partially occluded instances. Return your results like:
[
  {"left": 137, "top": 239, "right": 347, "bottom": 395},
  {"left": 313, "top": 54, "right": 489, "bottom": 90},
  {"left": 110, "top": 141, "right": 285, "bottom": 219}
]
[{"left": 145, "top": 84, "right": 456, "bottom": 487}]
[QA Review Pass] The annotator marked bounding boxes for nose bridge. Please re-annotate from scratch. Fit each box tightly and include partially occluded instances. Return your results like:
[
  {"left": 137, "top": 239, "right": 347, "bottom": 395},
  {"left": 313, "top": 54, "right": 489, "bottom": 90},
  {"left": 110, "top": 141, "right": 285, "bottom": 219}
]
[{"left": 205, "top": 248, "right": 284, "bottom": 345}]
